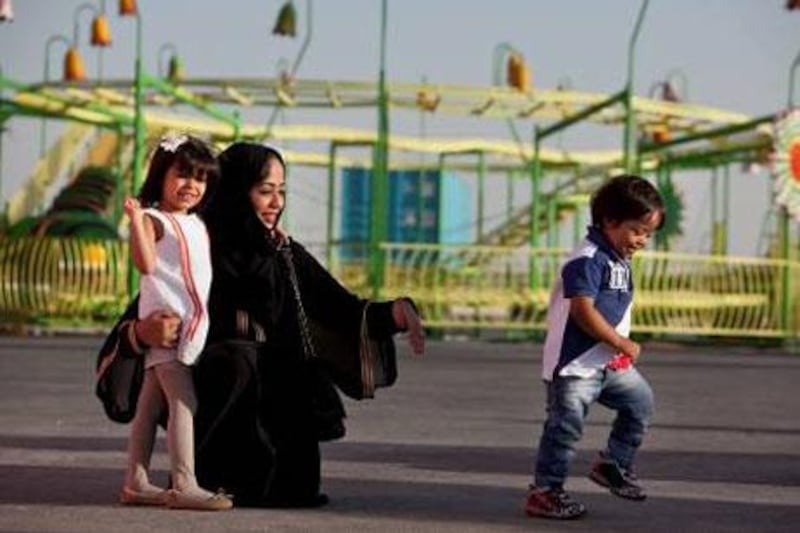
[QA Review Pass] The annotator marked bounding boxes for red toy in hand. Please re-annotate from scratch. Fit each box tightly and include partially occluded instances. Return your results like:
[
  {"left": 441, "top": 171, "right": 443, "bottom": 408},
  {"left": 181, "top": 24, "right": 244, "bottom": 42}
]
[{"left": 607, "top": 353, "right": 633, "bottom": 371}]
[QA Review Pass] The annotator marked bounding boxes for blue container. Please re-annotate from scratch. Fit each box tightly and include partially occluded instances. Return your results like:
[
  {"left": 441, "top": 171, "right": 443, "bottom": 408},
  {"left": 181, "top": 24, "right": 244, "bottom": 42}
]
[{"left": 340, "top": 168, "right": 472, "bottom": 259}]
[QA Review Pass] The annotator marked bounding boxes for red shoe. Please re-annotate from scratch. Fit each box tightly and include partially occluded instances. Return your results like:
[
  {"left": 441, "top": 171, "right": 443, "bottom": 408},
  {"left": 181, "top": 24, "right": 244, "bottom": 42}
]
[{"left": 524, "top": 487, "right": 587, "bottom": 519}]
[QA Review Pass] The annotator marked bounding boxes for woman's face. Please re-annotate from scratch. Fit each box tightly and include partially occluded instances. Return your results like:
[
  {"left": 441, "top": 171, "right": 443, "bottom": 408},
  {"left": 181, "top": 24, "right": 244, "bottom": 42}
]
[{"left": 248, "top": 157, "right": 286, "bottom": 229}]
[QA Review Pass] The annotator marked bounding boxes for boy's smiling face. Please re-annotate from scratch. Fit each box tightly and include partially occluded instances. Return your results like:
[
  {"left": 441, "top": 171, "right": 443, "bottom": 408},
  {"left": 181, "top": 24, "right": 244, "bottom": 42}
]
[{"left": 602, "top": 210, "right": 662, "bottom": 259}]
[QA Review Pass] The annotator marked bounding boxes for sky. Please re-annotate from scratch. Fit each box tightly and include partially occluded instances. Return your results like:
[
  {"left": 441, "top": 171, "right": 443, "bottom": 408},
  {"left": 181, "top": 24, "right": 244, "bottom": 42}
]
[{"left": 1, "top": 1, "right": 799, "bottom": 255}]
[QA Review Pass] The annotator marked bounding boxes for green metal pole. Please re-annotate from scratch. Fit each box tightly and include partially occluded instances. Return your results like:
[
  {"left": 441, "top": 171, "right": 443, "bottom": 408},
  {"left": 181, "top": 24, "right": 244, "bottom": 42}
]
[
  {"left": 506, "top": 169, "right": 514, "bottom": 225},
  {"left": 417, "top": 168, "right": 424, "bottom": 243},
  {"left": 547, "top": 195, "right": 557, "bottom": 250},
  {"left": 662, "top": 166, "right": 672, "bottom": 251},
  {"left": 326, "top": 142, "right": 336, "bottom": 268},
  {"left": 113, "top": 124, "right": 123, "bottom": 224},
  {"left": 710, "top": 166, "right": 718, "bottom": 254},
  {"left": 369, "top": 0, "right": 389, "bottom": 298},
  {"left": 529, "top": 128, "right": 542, "bottom": 293},
  {"left": 788, "top": 48, "right": 800, "bottom": 108},
  {"left": 0, "top": 115, "right": 4, "bottom": 231},
  {"left": 573, "top": 199, "right": 582, "bottom": 247},
  {"left": 128, "top": 11, "right": 145, "bottom": 299},
  {"left": 477, "top": 151, "right": 485, "bottom": 242},
  {"left": 623, "top": 0, "right": 650, "bottom": 173},
  {"left": 0, "top": 65, "right": 4, "bottom": 222},
  {"left": 438, "top": 153, "right": 446, "bottom": 247},
  {"left": 722, "top": 164, "right": 730, "bottom": 255},
  {"left": 781, "top": 207, "right": 791, "bottom": 333}
]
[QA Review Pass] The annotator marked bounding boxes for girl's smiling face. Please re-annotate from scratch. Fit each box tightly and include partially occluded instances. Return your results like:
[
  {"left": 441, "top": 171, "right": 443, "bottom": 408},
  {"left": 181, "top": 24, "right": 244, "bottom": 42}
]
[{"left": 158, "top": 163, "right": 208, "bottom": 214}]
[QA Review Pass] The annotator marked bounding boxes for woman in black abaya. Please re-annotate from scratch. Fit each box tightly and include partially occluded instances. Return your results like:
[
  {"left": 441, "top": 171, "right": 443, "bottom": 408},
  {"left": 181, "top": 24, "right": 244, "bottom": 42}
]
[{"left": 105, "top": 142, "right": 424, "bottom": 508}]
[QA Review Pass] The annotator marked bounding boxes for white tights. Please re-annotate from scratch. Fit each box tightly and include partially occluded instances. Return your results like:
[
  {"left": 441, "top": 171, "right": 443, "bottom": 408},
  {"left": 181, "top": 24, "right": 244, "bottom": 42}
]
[{"left": 124, "top": 360, "right": 204, "bottom": 494}]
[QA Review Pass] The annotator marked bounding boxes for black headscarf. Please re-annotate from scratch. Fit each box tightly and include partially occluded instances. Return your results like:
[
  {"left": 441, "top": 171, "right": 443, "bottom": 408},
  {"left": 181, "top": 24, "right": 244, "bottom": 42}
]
[{"left": 204, "top": 141, "right": 287, "bottom": 250}]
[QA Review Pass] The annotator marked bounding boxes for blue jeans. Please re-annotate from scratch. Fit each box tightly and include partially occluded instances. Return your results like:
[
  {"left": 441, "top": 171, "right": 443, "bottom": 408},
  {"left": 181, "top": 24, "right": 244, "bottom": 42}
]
[{"left": 534, "top": 367, "right": 655, "bottom": 489}]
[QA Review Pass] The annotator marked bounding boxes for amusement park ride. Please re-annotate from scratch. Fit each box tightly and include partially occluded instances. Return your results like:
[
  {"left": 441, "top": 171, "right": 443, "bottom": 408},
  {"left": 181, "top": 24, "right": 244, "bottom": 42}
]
[{"left": 1, "top": 0, "right": 800, "bottom": 343}]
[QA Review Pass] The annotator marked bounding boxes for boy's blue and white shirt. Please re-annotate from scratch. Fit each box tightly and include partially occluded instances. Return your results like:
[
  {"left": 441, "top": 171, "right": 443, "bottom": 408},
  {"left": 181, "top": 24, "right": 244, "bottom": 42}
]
[{"left": 541, "top": 226, "right": 633, "bottom": 381}]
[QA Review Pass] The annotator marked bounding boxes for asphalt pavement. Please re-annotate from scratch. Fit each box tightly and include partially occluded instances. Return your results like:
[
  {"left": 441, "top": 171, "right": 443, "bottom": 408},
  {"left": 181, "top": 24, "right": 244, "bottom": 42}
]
[{"left": 0, "top": 334, "right": 798, "bottom": 532}]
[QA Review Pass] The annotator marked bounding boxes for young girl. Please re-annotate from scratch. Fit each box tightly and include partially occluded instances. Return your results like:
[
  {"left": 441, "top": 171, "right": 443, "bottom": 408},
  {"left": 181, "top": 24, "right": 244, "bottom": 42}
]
[{"left": 119, "top": 133, "right": 232, "bottom": 511}]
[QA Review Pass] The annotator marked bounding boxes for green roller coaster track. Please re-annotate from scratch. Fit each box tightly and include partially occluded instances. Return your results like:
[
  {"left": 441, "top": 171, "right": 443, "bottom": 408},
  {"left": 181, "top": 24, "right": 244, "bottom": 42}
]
[{"left": 0, "top": 70, "right": 796, "bottom": 341}]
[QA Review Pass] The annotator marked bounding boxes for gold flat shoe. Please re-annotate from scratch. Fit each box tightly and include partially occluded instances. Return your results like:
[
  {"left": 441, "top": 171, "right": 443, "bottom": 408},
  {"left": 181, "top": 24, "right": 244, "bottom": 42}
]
[
  {"left": 165, "top": 489, "right": 233, "bottom": 511},
  {"left": 118, "top": 486, "right": 168, "bottom": 506}
]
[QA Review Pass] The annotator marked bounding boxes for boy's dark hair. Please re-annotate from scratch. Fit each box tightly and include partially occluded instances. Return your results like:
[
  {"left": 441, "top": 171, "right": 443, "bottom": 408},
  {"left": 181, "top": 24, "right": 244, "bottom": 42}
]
[
  {"left": 137, "top": 134, "right": 219, "bottom": 213},
  {"left": 590, "top": 174, "right": 665, "bottom": 229}
]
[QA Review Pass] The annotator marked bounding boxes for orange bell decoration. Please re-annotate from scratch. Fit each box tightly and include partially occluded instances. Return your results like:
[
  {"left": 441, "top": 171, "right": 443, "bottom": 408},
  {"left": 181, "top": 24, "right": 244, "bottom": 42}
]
[
  {"left": 64, "top": 47, "right": 87, "bottom": 81},
  {"left": 91, "top": 14, "right": 112, "bottom": 46},
  {"left": 651, "top": 124, "right": 672, "bottom": 144},
  {"left": 506, "top": 52, "right": 531, "bottom": 92},
  {"left": 119, "top": 0, "right": 137, "bottom": 16}
]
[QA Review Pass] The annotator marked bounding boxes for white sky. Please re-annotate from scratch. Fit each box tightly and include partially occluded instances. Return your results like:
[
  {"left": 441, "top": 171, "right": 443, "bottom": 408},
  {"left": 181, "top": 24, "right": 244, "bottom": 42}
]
[{"left": 1, "top": 1, "right": 798, "bottom": 255}]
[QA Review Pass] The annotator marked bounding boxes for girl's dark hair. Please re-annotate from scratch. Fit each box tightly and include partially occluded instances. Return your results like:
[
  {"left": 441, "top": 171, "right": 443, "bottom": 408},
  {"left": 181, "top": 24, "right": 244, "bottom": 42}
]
[
  {"left": 137, "top": 134, "right": 219, "bottom": 213},
  {"left": 205, "top": 142, "right": 287, "bottom": 243},
  {"left": 590, "top": 174, "right": 666, "bottom": 229}
]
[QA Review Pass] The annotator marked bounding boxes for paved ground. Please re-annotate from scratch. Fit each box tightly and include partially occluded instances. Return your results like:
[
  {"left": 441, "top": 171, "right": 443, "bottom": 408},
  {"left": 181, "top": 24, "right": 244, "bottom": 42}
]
[{"left": 0, "top": 334, "right": 799, "bottom": 532}]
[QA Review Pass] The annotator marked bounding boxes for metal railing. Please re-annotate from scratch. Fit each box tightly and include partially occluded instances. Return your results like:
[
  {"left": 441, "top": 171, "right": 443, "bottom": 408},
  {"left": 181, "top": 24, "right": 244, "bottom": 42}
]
[{"left": 2, "top": 237, "right": 798, "bottom": 340}]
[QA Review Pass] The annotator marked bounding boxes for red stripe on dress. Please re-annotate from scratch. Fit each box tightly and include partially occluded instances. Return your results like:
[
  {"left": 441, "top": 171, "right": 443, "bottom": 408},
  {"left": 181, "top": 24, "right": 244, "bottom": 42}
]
[{"left": 164, "top": 213, "right": 203, "bottom": 341}]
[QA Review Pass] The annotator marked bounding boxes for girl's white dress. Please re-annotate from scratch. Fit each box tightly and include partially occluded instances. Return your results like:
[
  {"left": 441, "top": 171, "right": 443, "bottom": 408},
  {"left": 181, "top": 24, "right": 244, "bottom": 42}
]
[{"left": 138, "top": 209, "right": 212, "bottom": 367}]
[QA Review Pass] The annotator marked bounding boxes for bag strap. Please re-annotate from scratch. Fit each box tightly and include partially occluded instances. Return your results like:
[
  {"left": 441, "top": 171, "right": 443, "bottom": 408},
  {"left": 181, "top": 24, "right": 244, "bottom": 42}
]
[
  {"left": 359, "top": 302, "right": 375, "bottom": 397},
  {"left": 280, "top": 244, "right": 318, "bottom": 360},
  {"left": 281, "top": 241, "right": 376, "bottom": 398}
]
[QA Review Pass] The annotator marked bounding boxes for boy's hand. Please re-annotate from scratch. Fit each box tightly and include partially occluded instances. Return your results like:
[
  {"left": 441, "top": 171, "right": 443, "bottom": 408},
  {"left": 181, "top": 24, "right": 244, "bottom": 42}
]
[
  {"left": 123, "top": 197, "right": 141, "bottom": 217},
  {"left": 617, "top": 337, "right": 641, "bottom": 361}
]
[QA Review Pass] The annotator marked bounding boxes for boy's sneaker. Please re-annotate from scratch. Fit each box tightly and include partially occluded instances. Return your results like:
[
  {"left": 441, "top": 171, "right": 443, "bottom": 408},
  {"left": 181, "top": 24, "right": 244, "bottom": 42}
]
[
  {"left": 588, "top": 452, "right": 647, "bottom": 501},
  {"left": 524, "top": 487, "right": 587, "bottom": 520}
]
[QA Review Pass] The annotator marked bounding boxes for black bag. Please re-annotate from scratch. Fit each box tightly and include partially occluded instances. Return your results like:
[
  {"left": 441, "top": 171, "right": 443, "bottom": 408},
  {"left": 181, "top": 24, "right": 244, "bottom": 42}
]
[
  {"left": 308, "top": 361, "right": 346, "bottom": 441},
  {"left": 95, "top": 300, "right": 144, "bottom": 424},
  {"left": 281, "top": 245, "right": 348, "bottom": 441}
]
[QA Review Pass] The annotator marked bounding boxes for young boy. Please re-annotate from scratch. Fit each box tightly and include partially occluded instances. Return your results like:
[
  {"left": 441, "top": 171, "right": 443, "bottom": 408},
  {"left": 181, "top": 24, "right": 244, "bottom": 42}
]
[{"left": 525, "top": 174, "right": 665, "bottom": 520}]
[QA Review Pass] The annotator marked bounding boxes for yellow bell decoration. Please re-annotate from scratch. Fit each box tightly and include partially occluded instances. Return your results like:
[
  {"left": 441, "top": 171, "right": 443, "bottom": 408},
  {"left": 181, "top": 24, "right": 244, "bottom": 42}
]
[
  {"left": 167, "top": 54, "right": 185, "bottom": 83},
  {"left": 506, "top": 52, "right": 531, "bottom": 92},
  {"left": 273, "top": 1, "right": 297, "bottom": 36},
  {"left": 416, "top": 90, "right": 441, "bottom": 112},
  {"left": 64, "top": 47, "right": 87, "bottom": 81},
  {"left": 119, "top": 0, "right": 137, "bottom": 16},
  {"left": 91, "top": 15, "right": 112, "bottom": 46}
]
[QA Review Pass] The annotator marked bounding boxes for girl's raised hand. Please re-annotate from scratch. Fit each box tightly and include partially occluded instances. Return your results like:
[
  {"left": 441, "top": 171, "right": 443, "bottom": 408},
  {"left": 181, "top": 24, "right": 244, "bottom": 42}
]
[{"left": 123, "top": 197, "right": 141, "bottom": 217}]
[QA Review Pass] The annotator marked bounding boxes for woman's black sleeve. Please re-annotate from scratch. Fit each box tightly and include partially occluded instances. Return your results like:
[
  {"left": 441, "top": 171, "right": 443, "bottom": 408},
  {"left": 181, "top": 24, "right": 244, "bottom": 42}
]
[{"left": 291, "top": 242, "right": 402, "bottom": 338}]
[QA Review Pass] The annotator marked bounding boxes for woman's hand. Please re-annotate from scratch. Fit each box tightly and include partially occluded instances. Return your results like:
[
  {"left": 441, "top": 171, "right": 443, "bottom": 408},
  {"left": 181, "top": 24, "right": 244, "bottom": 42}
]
[
  {"left": 272, "top": 225, "right": 290, "bottom": 245},
  {"left": 134, "top": 309, "right": 182, "bottom": 348},
  {"left": 391, "top": 298, "right": 425, "bottom": 355}
]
